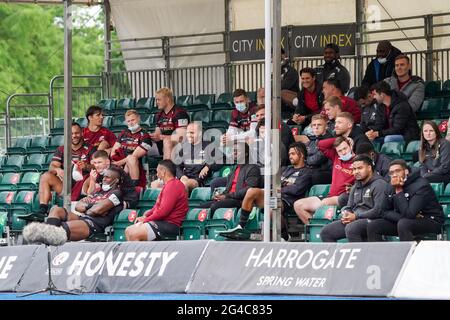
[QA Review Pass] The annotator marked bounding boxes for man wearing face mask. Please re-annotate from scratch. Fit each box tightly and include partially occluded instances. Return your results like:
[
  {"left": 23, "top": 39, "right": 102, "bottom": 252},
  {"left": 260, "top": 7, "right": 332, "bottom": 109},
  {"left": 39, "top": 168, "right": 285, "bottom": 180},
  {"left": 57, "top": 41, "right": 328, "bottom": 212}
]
[
  {"left": 110, "top": 110, "right": 152, "bottom": 188},
  {"left": 24, "top": 166, "right": 124, "bottom": 243},
  {"left": 315, "top": 43, "right": 351, "bottom": 94},
  {"left": 32, "top": 123, "right": 95, "bottom": 220},
  {"left": 293, "top": 136, "right": 356, "bottom": 224},
  {"left": 82, "top": 150, "right": 139, "bottom": 209},
  {"left": 222, "top": 89, "right": 257, "bottom": 145},
  {"left": 367, "top": 160, "right": 444, "bottom": 241},
  {"left": 125, "top": 160, "right": 189, "bottom": 241},
  {"left": 362, "top": 40, "right": 402, "bottom": 88}
]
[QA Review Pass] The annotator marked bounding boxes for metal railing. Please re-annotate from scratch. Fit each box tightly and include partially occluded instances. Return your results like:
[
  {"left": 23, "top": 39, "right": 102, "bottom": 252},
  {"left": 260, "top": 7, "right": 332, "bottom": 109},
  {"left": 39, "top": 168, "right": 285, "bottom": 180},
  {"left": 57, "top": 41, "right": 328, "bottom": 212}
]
[{"left": 5, "top": 93, "right": 51, "bottom": 149}]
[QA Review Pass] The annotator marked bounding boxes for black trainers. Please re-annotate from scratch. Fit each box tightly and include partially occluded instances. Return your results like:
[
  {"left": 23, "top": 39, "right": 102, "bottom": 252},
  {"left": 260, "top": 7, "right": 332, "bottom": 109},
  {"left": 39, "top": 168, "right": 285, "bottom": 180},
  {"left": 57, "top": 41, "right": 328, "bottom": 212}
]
[{"left": 219, "top": 225, "right": 251, "bottom": 240}]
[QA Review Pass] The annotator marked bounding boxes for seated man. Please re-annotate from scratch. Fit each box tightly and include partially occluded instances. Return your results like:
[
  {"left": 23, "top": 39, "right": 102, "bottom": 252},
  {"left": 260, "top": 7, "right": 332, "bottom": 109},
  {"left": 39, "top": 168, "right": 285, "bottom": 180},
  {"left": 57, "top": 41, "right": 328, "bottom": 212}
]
[
  {"left": 23, "top": 166, "right": 124, "bottom": 243},
  {"left": 320, "top": 155, "right": 389, "bottom": 242},
  {"left": 222, "top": 88, "right": 257, "bottom": 145},
  {"left": 111, "top": 109, "right": 152, "bottom": 187},
  {"left": 334, "top": 111, "right": 371, "bottom": 152},
  {"left": 83, "top": 150, "right": 139, "bottom": 209},
  {"left": 384, "top": 54, "right": 425, "bottom": 113},
  {"left": 294, "top": 136, "right": 355, "bottom": 224},
  {"left": 366, "top": 81, "right": 420, "bottom": 144},
  {"left": 222, "top": 142, "right": 313, "bottom": 240},
  {"left": 355, "top": 85, "right": 388, "bottom": 134},
  {"left": 174, "top": 122, "right": 220, "bottom": 194},
  {"left": 315, "top": 43, "right": 351, "bottom": 94},
  {"left": 35, "top": 122, "right": 94, "bottom": 219},
  {"left": 150, "top": 87, "right": 190, "bottom": 160},
  {"left": 322, "top": 78, "right": 361, "bottom": 123},
  {"left": 204, "top": 142, "right": 261, "bottom": 218},
  {"left": 83, "top": 105, "right": 117, "bottom": 151},
  {"left": 367, "top": 160, "right": 444, "bottom": 241},
  {"left": 125, "top": 160, "right": 189, "bottom": 241}
]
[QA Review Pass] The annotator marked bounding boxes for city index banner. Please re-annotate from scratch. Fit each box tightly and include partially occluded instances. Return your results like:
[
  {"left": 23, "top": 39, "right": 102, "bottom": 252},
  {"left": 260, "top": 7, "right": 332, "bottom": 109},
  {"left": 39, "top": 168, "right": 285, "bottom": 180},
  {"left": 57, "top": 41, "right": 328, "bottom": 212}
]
[{"left": 230, "top": 23, "right": 356, "bottom": 61}]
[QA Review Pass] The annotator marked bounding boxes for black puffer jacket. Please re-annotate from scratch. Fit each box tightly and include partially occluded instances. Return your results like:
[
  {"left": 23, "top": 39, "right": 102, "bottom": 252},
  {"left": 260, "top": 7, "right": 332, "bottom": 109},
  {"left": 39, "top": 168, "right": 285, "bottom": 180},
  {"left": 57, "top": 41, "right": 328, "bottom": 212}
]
[
  {"left": 361, "top": 46, "right": 402, "bottom": 87},
  {"left": 360, "top": 101, "right": 388, "bottom": 133},
  {"left": 383, "top": 169, "right": 444, "bottom": 224},
  {"left": 380, "top": 91, "right": 420, "bottom": 143}
]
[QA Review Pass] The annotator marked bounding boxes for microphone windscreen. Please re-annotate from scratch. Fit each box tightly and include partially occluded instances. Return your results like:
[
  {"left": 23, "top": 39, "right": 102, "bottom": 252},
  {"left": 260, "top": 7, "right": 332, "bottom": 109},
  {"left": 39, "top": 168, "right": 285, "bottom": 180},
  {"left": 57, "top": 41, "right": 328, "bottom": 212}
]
[{"left": 23, "top": 222, "right": 68, "bottom": 246}]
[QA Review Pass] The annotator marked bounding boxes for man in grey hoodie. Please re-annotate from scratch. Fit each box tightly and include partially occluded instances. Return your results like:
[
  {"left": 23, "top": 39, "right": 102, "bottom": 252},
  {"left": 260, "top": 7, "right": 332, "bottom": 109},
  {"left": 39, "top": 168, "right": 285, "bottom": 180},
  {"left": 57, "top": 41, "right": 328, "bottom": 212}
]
[
  {"left": 320, "top": 155, "right": 389, "bottom": 242},
  {"left": 383, "top": 54, "right": 425, "bottom": 113}
]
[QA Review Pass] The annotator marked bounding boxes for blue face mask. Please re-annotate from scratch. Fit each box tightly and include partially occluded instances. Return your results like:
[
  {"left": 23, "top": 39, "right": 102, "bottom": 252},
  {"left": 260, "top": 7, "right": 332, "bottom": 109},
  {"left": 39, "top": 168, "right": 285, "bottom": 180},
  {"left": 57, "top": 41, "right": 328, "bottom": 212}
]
[
  {"left": 235, "top": 102, "right": 247, "bottom": 113},
  {"left": 339, "top": 152, "right": 353, "bottom": 162}
]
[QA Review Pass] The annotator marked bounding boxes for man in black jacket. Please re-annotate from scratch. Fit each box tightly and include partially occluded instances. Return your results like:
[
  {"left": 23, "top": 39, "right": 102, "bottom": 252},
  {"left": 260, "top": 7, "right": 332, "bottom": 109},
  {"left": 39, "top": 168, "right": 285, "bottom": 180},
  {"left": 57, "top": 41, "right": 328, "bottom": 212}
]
[
  {"left": 221, "top": 142, "right": 312, "bottom": 240},
  {"left": 362, "top": 40, "right": 402, "bottom": 88},
  {"left": 320, "top": 155, "right": 389, "bottom": 242},
  {"left": 367, "top": 160, "right": 444, "bottom": 241},
  {"left": 207, "top": 143, "right": 261, "bottom": 218},
  {"left": 175, "top": 122, "right": 220, "bottom": 194},
  {"left": 354, "top": 85, "right": 388, "bottom": 134},
  {"left": 315, "top": 43, "right": 351, "bottom": 94},
  {"left": 366, "top": 81, "right": 420, "bottom": 144}
]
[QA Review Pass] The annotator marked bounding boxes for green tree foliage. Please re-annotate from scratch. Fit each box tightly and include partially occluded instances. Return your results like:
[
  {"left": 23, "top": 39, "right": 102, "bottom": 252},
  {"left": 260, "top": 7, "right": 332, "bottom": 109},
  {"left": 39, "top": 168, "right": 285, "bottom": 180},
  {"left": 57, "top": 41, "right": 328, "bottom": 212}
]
[{"left": 0, "top": 4, "right": 115, "bottom": 114}]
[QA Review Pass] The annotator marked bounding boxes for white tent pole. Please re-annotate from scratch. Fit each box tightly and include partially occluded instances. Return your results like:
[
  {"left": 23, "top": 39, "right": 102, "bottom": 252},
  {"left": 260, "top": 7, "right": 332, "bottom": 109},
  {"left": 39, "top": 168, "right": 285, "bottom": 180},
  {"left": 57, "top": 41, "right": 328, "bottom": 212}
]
[
  {"left": 263, "top": 0, "right": 272, "bottom": 242},
  {"left": 63, "top": 0, "right": 73, "bottom": 212}
]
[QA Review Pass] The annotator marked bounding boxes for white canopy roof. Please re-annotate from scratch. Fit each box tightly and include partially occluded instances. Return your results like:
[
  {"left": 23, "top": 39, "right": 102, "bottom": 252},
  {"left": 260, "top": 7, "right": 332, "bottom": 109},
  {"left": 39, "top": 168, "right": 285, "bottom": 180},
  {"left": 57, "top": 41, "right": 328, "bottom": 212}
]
[{"left": 0, "top": 0, "right": 102, "bottom": 5}]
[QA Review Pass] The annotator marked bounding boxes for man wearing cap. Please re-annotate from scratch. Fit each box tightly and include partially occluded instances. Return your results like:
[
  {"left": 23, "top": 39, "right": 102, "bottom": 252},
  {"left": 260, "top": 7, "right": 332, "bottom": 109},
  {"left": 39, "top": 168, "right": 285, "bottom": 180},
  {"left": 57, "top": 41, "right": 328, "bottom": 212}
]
[{"left": 315, "top": 43, "right": 351, "bottom": 94}]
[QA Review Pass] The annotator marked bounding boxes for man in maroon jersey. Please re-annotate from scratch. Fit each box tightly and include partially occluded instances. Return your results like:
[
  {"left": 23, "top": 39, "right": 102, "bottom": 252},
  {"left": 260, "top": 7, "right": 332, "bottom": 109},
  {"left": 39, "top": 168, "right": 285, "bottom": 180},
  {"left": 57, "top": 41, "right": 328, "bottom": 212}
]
[
  {"left": 111, "top": 109, "right": 152, "bottom": 187},
  {"left": 150, "top": 87, "right": 190, "bottom": 160},
  {"left": 222, "top": 88, "right": 258, "bottom": 145},
  {"left": 322, "top": 78, "right": 361, "bottom": 124},
  {"left": 33, "top": 123, "right": 95, "bottom": 219},
  {"left": 83, "top": 105, "right": 117, "bottom": 152}
]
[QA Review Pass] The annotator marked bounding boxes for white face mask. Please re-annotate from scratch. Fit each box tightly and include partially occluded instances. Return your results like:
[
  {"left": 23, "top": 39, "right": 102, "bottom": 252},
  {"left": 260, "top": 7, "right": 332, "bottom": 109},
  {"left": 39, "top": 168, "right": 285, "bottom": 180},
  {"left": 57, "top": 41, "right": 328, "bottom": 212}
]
[
  {"left": 102, "top": 184, "right": 112, "bottom": 192},
  {"left": 235, "top": 102, "right": 247, "bottom": 113},
  {"left": 128, "top": 124, "right": 140, "bottom": 133},
  {"left": 339, "top": 152, "right": 353, "bottom": 162},
  {"left": 377, "top": 57, "right": 387, "bottom": 64}
]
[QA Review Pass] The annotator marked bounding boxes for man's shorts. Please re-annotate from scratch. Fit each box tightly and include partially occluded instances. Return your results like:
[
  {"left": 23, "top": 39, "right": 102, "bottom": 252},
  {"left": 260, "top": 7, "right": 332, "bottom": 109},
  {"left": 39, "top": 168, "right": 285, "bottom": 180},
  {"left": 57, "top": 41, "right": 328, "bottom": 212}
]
[{"left": 145, "top": 220, "right": 180, "bottom": 241}]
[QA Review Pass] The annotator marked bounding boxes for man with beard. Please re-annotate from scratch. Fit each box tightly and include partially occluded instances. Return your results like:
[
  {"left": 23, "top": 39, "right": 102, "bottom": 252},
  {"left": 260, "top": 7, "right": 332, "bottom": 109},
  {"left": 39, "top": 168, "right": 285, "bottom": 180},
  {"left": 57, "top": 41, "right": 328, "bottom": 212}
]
[{"left": 315, "top": 43, "right": 351, "bottom": 93}]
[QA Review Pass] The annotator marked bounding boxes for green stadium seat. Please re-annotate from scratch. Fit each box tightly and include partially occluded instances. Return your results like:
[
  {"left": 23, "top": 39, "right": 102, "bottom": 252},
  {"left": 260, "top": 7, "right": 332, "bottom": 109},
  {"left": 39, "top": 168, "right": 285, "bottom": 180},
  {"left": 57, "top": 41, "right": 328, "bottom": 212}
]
[
  {"left": 191, "top": 110, "right": 211, "bottom": 124},
  {"left": 22, "top": 154, "right": 47, "bottom": 172},
  {"left": 17, "top": 172, "right": 41, "bottom": 191},
  {"left": 372, "top": 141, "right": 381, "bottom": 153},
  {"left": 75, "top": 117, "right": 88, "bottom": 128},
  {"left": 0, "top": 191, "right": 16, "bottom": 211},
  {"left": 443, "top": 80, "right": 450, "bottom": 93},
  {"left": 307, "top": 184, "right": 330, "bottom": 198},
  {"left": 236, "top": 207, "right": 262, "bottom": 233},
  {"left": 42, "top": 153, "right": 54, "bottom": 171},
  {"left": 0, "top": 173, "right": 22, "bottom": 191},
  {"left": 185, "top": 94, "right": 215, "bottom": 112},
  {"left": 247, "top": 91, "right": 257, "bottom": 103},
  {"left": 135, "top": 97, "right": 155, "bottom": 114},
  {"left": 211, "top": 93, "right": 233, "bottom": 110},
  {"left": 0, "top": 211, "right": 8, "bottom": 237},
  {"left": 181, "top": 208, "right": 209, "bottom": 240},
  {"left": 425, "top": 81, "right": 441, "bottom": 98},
  {"left": 98, "top": 99, "right": 116, "bottom": 111},
  {"left": 440, "top": 184, "right": 450, "bottom": 204},
  {"left": 188, "top": 187, "right": 212, "bottom": 208},
  {"left": 380, "top": 142, "right": 405, "bottom": 159},
  {"left": 26, "top": 136, "right": 50, "bottom": 154},
  {"left": 177, "top": 95, "right": 193, "bottom": 107},
  {"left": 47, "top": 135, "right": 64, "bottom": 152},
  {"left": 416, "top": 98, "right": 443, "bottom": 120},
  {"left": 140, "top": 114, "right": 155, "bottom": 131},
  {"left": 50, "top": 119, "right": 65, "bottom": 135},
  {"left": 440, "top": 98, "right": 450, "bottom": 118},
  {"left": 115, "top": 98, "right": 136, "bottom": 112},
  {"left": 103, "top": 116, "right": 113, "bottom": 128},
  {"left": 138, "top": 188, "right": 161, "bottom": 211},
  {"left": 430, "top": 182, "right": 444, "bottom": 199},
  {"left": 402, "top": 140, "right": 420, "bottom": 161},
  {"left": 11, "top": 191, "right": 40, "bottom": 222},
  {"left": 113, "top": 209, "right": 140, "bottom": 241},
  {"left": 109, "top": 115, "right": 127, "bottom": 133},
  {"left": 0, "top": 155, "right": 25, "bottom": 173},
  {"left": 305, "top": 205, "right": 338, "bottom": 243},
  {"left": 7, "top": 137, "right": 31, "bottom": 155},
  {"left": 205, "top": 207, "right": 237, "bottom": 241},
  {"left": 210, "top": 110, "right": 232, "bottom": 129}
]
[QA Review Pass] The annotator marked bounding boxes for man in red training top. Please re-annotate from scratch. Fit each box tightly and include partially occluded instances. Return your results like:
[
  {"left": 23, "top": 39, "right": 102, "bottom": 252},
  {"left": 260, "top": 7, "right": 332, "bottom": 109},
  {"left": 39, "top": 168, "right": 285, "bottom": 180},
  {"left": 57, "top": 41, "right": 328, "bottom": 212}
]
[
  {"left": 83, "top": 105, "right": 117, "bottom": 152},
  {"left": 125, "top": 159, "right": 188, "bottom": 241}
]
